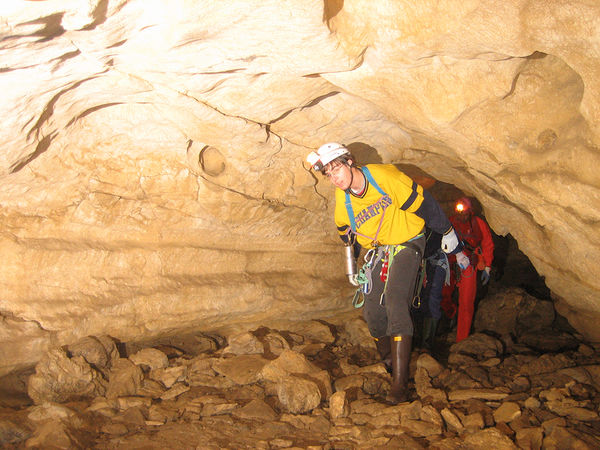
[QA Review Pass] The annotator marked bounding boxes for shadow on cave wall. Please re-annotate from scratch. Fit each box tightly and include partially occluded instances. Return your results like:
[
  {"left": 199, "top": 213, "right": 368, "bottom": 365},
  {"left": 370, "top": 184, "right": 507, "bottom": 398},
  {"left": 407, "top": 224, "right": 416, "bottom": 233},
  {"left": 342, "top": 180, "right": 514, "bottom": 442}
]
[{"left": 346, "top": 142, "right": 383, "bottom": 165}]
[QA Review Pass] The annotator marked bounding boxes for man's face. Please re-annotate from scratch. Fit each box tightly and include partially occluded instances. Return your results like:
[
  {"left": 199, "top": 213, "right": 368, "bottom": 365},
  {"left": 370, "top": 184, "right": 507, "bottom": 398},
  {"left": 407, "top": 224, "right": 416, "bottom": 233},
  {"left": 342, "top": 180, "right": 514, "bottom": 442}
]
[
  {"left": 455, "top": 210, "right": 471, "bottom": 223},
  {"left": 323, "top": 160, "right": 352, "bottom": 190},
  {"left": 454, "top": 201, "right": 472, "bottom": 222}
]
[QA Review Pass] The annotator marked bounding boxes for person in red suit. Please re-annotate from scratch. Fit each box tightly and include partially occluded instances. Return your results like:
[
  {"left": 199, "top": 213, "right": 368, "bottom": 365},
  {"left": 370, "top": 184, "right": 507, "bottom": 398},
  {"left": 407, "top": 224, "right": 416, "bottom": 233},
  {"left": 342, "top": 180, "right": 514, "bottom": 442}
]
[{"left": 441, "top": 197, "right": 494, "bottom": 342}]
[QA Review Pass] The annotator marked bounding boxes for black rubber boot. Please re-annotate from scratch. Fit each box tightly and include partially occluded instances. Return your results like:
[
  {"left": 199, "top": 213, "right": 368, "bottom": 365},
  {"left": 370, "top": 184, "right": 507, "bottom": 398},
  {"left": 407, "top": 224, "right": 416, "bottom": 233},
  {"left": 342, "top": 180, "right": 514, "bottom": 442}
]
[
  {"left": 421, "top": 317, "right": 439, "bottom": 351},
  {"left": 420, "top": 317, "right": 432, "bottom": 349},
  {"left": 386, "top": 335, "right": 412, "bottom": 404},
  {"left": 375, "top": 336, "right": 392, "bottom": 374},
  {"left": 428, "top": 318, "right": 439, "bottom": 350}
]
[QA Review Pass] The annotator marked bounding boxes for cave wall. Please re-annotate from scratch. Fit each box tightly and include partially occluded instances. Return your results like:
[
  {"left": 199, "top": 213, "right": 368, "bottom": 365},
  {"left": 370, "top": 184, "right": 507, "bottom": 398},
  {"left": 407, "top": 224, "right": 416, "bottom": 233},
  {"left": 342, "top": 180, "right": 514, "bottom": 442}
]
[{"left": 0, "top": 0, "right": 599, "bottom": 375}]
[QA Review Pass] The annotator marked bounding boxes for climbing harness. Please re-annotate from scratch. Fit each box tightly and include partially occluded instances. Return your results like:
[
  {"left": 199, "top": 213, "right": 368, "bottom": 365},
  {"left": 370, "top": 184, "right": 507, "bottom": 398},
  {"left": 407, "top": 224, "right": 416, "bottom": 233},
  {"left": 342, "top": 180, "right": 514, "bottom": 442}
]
[
  {"left": 351, "top": 236, "right": 425, "bottom": 309},
  {"left": 427, "top": 248, "right": 451, "bottom": 286}
]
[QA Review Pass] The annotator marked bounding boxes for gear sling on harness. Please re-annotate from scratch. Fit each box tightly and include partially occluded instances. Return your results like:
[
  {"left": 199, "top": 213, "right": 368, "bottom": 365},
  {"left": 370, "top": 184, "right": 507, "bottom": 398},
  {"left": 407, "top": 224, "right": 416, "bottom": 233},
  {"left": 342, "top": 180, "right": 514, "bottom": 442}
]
[{"left": 345, "top": 167, "right": 424, "bottom": 308}]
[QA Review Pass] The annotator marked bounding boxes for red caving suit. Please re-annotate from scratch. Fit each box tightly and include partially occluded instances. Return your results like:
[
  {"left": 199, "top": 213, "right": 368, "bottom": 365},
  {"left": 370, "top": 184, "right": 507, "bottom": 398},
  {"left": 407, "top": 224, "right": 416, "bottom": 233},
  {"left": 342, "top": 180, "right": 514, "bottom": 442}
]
[{"left": 441, "top": 214, "right": 494, "bottom": 342}]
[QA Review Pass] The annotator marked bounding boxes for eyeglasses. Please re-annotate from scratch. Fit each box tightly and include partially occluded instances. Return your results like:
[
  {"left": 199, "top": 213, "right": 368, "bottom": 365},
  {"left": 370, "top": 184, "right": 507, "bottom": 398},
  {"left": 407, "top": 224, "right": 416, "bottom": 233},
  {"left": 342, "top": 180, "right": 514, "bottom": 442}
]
[{"left": 323, "top": 163, "right": 345, "bottom": 178}]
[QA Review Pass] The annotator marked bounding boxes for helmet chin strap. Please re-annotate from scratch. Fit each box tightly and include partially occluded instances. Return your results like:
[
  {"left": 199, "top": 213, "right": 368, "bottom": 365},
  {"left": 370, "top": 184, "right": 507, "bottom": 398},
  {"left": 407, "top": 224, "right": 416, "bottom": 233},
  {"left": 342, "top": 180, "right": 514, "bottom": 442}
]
[
  {"left": 344, "top": 165, "right": 354, "bottom": 194},
  {"left": 344, "top": 165, "right": 365, "bottom": 194}
]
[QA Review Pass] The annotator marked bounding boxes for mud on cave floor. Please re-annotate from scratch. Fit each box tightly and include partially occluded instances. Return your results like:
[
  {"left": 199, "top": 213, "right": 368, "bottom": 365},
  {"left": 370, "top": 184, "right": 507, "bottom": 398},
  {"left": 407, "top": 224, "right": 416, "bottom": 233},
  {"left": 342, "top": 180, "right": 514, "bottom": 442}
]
[{"left": 1, "top": 289, "right": 600, "bottom": 449}]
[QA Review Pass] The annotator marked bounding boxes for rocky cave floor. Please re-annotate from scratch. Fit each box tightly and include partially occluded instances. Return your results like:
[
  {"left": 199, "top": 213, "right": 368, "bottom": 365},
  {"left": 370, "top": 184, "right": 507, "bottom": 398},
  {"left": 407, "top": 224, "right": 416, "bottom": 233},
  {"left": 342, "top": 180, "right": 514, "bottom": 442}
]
[{"left": 1, "top": 286, "right": 600, "bottom": 449}]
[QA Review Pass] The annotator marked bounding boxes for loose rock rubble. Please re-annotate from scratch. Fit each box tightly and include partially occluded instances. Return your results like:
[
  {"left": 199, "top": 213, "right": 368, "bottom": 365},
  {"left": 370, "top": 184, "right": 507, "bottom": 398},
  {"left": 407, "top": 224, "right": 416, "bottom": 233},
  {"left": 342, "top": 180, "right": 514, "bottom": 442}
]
[{"left": 1, "top": 288, "right": 599, "bottom": 449}]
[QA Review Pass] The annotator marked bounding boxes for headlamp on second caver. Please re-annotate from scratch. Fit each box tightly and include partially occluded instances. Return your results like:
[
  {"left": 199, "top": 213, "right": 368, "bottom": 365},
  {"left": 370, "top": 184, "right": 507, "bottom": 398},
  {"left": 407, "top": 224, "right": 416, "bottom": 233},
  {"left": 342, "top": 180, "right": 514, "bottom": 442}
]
[{"left": 455, "top": 197, "right": 472, "bottom": 214}]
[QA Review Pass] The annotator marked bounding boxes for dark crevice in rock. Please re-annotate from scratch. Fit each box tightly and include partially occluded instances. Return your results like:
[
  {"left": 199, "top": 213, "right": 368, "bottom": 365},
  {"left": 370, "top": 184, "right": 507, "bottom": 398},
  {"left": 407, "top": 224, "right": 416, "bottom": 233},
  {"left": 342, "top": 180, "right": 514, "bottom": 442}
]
[
  {"left": 82, "top": 0, "right": 109, "bottom": 31},
  {"left": 323, "top": 0, "right": 344, "bottom": 25},
  {"left": 25, "top": 76, "right": 100, "bottom": 141},
  {"left": 107, "top": 39, "right": 127, "bottom": 49},
  {"left": 12, "top": 76, "right": 102, "bottom": 172},
  {"left": 20, "top": 12, "right": 66, "bottom": 42},
  {"left": 10, "top": 131, "right": 57, "bottom": 173},
  {"left": 301, "top": 91, "right": 341, "bottom": 110},
  {"left": 65, "top": 102, "right": 123, "bottom": 127},
  {"left": 501, "top": 51, "right": 548, "bottom": 101},
  {"left": 269, "top": 91, "right": 340, "bottom": 125},
  {"left": 50, "top": 49, "right": 81, "bottom": 68},
  {"left": 0, "top": 310, "right": 49, "bottom": 333}
]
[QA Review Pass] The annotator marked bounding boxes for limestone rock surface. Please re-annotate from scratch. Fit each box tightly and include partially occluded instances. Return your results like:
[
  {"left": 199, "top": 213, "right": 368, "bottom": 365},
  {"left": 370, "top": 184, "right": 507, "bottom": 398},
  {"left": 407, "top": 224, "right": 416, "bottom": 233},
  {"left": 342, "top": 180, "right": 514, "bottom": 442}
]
[
  {"left": 1, "top": 0, "right": 600, "bottom": 374},
  {"left": 2, "top": 313, "right": 599, "bottom": 448}
]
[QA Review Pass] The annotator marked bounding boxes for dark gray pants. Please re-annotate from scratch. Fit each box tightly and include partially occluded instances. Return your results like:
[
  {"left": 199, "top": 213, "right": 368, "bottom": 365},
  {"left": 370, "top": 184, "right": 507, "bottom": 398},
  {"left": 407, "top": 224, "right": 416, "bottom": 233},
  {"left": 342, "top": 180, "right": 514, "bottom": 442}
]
[{"left": 363, "top": 235, "right": 425, "bottom": 338}]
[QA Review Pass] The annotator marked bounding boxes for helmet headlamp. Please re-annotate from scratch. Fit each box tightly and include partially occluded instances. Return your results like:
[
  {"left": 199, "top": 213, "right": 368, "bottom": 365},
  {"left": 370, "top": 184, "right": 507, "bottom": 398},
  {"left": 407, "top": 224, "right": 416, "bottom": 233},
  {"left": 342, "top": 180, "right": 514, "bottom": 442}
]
[
  {"left": 306, "top": 151, "right": 324, "bottom": 171},
  {"left": 455, "top": 197, "right": 472, "bottom": 214}
]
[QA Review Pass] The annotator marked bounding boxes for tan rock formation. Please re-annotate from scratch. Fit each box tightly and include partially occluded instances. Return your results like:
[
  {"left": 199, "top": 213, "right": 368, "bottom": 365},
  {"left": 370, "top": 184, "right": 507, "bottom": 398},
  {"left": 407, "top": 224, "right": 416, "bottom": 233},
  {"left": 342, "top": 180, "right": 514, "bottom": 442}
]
[{"left": 0, "top": 0, "right": 599, "bottom": 375}]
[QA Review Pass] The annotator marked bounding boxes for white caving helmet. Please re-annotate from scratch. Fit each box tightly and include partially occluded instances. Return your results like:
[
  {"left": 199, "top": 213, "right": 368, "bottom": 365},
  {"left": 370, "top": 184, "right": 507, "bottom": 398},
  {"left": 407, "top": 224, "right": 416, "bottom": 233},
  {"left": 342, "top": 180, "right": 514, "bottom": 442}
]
[{"left": 306, "top": 142, "right": 350, "bottom": 172}]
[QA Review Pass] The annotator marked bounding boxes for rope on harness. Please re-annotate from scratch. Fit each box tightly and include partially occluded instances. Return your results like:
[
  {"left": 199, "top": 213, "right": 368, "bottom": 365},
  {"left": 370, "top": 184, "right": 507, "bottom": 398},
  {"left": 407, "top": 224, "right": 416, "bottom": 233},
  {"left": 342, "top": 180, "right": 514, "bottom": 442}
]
[
  {"left": 359, "top": 247, "right": 385, "bottom": 294},
  {"left": 351, "top": 247, "right": 385, "bottom": 308}
]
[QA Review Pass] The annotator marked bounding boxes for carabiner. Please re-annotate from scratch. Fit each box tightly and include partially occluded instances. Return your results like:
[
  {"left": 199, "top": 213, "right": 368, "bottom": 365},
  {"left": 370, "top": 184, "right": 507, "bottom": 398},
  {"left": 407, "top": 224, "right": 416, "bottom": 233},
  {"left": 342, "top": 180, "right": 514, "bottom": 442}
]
[
  {"left": 412, "top": 295, "right": 421, "bottom": 309},
  {"left": 352, "top": 289, "right": 364, "bottom": 308}
]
